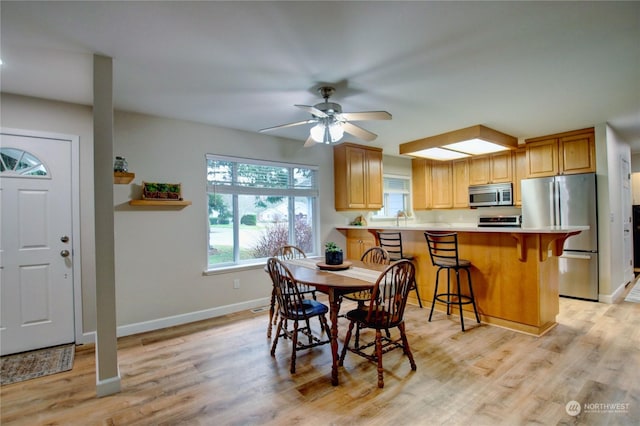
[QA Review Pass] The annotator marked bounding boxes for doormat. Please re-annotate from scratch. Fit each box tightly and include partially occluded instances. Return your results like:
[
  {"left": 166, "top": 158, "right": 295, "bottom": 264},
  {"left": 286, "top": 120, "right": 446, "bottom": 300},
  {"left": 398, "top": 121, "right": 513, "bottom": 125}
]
[
  {"left": 624, "top": 279, "right": 640, "bottom": 303},
  {"left": 1, "top": 344, "right": 75, "bottom": 385}
]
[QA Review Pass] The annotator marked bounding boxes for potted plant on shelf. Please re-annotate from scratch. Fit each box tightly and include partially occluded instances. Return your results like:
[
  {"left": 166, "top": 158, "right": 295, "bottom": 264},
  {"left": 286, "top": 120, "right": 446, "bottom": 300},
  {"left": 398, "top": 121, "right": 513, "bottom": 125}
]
[{"left": 325, "top": 242, "right": 344, "bottom": 265}]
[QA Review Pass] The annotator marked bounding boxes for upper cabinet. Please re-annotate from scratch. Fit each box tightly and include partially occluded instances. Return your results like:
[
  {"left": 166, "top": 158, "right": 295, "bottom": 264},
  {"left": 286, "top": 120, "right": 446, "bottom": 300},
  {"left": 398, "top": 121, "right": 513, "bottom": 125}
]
[
  {"left": 559, "top": 130, "right": 596, "bottom": 174},
  {"left": 452, "top": 159, "right": 470, "bottom": 208},
  {"left": 431, "top": 161, "right": 453, "bottom": 208},
  {"left": 513, "top": 148, "right": 527, "bottom": 206},
  {"left": 525, "top": 128, "right": 595, "bottom": 178},
  {"left": 525, "top": 138, "right": 558, "bottom": 178},
  {"left": 412, "top": 158, "right": 432, "bottom": 210},
  {"left": 468, "top": 151, "right": 513, "bottom": 185},
  {"left": 334, "top": 143, "right": 383, "bottom": 211},
  {"left": 411, "top": 158, "right": 453, "bottom": 210}
]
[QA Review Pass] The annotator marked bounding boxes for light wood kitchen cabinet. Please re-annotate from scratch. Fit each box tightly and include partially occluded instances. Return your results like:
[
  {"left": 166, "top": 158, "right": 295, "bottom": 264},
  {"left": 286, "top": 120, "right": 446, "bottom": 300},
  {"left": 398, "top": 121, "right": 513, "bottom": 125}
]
[
  {"left": 526, "top": 138, "right": 558, "bottom": 178},
  {"left": 468, "top": 155, "right": 490, "bottom": 185},
  {"left": 559, "top": 130, "right": 596, "bottom": 174},
  {"left": 468, "top": 151, "right": 513, "bottom": 185},
  {"left": 513, "top": 147, "right": 526, "bottom": 206},
  {"left": 412, "top": 158, "right": 432, "bottom": 210},
  {"left": 490, "top": 151, "right": 513, "bottom": 182},
  {"left": 412, "top": 158, "right": 453, "bottom": 209},
  {"left": 333, "top": 143, "right": 383, "bottom": 210},
  {"left": 431, "top": 161, "right": 453, "bottom": 208},
  {"left": 452, "top": 159, "right": 469, "bottom": 208},
  {"left": 345, "top": 229, "right": 376, "bottom": 260},
  {"left": 525, "top": 128, "right": 595, "bottom": 177}
]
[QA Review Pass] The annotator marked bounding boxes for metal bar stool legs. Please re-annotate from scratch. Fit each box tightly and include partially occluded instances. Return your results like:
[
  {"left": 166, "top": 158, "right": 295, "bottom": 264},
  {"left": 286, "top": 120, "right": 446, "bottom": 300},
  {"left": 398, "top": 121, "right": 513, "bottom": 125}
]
[
  {"left": 425, "top": 232, "right": 480, "bottom": 332},
  {"left": 411, "top": 275, "right": 423, "bottom": 308},
  {"left": 428, "top": 265, "right": 480, "bottom": 331}
]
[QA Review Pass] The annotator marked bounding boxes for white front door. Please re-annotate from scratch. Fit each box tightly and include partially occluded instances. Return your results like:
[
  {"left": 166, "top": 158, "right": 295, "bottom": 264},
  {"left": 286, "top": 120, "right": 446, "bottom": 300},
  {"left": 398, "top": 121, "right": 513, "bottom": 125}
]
[{"left": 0, "top": 133, "right": 75, "bottom": 355}]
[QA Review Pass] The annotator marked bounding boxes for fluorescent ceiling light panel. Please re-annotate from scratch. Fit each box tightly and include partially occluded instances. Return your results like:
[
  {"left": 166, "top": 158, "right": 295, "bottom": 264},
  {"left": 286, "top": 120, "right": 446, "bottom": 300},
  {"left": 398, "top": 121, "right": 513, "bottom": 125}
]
[
  {"left": 399, "top": 125, "right": 518, "bottom": 158},
  {"left": 410, "top": 147, "right": 470, "bottom": 161},
  {"left": 443, "top": 139, "right": 510, "bottom": 155}
]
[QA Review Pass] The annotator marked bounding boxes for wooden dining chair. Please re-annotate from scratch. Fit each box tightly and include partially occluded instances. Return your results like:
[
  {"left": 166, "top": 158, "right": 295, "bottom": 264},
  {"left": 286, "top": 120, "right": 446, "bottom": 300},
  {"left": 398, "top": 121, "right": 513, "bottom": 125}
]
[
  {"left": 343, "top": 247, "right": 391, "bottom": 307},
  {"left": 267, "top": 245, "right": 317, "bottom": 338},
  {"left": 273, "top": 245, "right": 317, "bottom": 298},
  {"left": 266, "top": 257, "right": 331, "bottom": 374},
  {"left": 339, "top": 259, "right": 417, "bottom": 388},
  {"left": 342, "top": 247, "right": 391, "bottom": 345},
  {"left": 376, "top": 231, "right": 423, "bottom": 308}
]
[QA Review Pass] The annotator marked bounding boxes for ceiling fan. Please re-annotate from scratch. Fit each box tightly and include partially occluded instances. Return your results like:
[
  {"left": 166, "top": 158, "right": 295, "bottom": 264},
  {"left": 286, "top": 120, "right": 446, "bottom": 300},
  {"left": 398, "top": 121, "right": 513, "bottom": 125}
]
[{"left": 259, "top": 86, "right": 392, "bottom": 147}]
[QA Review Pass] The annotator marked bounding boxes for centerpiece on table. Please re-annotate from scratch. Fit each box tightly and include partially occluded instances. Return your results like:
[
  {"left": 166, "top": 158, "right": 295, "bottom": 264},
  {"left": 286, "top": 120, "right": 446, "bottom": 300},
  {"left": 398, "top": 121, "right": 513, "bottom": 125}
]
[{"left": 324, "top": 242, "right": 344, "bottom": 265}]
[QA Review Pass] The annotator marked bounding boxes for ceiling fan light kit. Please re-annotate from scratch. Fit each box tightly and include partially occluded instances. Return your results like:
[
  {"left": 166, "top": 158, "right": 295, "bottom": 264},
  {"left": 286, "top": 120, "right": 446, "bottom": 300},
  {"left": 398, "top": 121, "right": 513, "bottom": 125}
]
[
  {"left": 310, "top": 118, "right": 344, "bottom": 144},
  {"left": 259, "top": 86, "right": 391, "bottom": 147},
  {"left": 399, "top": 124, "right": 518, "bottom": 160}
]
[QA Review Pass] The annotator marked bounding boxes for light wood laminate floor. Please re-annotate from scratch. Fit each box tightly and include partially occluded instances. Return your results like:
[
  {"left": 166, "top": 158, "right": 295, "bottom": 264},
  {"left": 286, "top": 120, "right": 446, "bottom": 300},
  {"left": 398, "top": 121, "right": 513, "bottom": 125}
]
[{"left": 2, "top": 291, "right": 639, "bottom": 425}]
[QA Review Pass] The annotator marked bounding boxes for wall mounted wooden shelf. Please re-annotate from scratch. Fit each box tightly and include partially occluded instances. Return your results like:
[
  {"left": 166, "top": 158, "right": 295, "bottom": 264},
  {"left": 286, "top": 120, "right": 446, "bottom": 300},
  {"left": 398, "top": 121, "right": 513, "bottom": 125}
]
[
  {"left": 129, "top": 199, "right": 192, "bottom": 207},
  {"left": 114, "top": 172, "right": 135, "bottom": 184}
]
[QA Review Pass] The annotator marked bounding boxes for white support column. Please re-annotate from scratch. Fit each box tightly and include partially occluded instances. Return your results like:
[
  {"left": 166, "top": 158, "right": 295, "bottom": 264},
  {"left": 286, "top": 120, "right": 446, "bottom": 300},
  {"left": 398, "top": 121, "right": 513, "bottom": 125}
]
[{"left": 93, "top": 54, "right": 121, "bottom": 397}]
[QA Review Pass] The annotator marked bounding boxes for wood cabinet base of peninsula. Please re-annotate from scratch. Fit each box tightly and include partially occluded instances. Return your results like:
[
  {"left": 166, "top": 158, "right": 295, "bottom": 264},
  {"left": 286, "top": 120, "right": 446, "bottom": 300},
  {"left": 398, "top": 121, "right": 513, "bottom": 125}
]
[{"left": 340, "top": 228, "right": 567, "bottom": 336}]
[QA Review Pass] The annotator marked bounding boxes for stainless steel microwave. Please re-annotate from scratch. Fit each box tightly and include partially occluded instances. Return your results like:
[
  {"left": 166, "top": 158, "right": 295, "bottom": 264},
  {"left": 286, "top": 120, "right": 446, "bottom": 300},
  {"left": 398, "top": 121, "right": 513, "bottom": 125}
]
[{"left": 468, "top": 183, "right": 513, "bottom": 207}]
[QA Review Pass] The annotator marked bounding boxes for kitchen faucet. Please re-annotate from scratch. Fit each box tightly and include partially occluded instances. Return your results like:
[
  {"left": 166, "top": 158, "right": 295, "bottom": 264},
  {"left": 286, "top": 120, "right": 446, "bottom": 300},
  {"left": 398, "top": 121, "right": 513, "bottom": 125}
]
[{"left": 396, "top": 210, "right": 407, "bottom": 227}]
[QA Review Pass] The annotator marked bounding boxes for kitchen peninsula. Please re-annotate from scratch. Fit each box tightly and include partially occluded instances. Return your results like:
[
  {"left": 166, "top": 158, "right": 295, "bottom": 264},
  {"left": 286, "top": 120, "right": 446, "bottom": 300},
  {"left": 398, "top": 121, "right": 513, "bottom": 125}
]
[{"left": 337, "top": 225, "right": 587, "bottom": 336}]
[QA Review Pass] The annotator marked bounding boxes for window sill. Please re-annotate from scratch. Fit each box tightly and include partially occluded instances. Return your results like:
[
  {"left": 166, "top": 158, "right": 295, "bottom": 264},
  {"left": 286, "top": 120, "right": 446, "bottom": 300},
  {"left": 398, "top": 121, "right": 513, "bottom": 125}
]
[{"left": 203, "top": 262, "right": 266, "bottom": 276}]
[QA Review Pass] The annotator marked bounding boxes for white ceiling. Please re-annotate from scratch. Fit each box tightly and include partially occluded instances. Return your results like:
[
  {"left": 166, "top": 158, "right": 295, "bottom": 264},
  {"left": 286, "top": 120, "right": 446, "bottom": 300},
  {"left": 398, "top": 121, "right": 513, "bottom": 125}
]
[{"left": 2, "top": 1, "right": 639, "bottom": 154}]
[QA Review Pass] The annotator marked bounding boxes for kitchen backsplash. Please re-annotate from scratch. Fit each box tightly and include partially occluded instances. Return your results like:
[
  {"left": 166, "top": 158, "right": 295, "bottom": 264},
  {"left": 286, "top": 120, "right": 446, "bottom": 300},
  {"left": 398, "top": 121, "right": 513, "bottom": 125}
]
[{"left": 338, "top": 207, "right": 522, "bottom": 227}]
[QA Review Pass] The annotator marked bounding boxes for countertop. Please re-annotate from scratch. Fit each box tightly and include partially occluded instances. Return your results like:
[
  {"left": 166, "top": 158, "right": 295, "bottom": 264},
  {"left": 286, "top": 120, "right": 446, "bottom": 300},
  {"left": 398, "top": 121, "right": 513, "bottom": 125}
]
[{"left": 336, "top": 224, "right": 589, "bottom": 234}]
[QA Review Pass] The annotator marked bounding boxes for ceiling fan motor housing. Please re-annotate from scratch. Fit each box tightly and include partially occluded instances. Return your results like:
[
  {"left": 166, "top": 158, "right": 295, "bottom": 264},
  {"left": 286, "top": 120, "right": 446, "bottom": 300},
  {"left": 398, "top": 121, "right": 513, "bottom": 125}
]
[{"left": 314, "top": 101, "right": 342, "bottom": 117}]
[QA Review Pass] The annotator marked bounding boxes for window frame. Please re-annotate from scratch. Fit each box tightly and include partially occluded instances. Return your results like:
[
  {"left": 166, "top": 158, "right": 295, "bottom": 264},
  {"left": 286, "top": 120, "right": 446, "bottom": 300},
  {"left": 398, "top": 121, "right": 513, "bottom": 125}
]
[
  {"left": 370, "top": 174, "right": 413, "bottom": 220},
  {"left": 205, "top": 154, "right": 319, "bottom": 271}
]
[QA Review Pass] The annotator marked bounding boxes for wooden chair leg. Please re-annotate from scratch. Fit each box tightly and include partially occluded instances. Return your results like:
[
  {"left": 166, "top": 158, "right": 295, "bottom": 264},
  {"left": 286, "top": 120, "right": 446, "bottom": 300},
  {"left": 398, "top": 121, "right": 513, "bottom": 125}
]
[
  {"left": 267, "top": 290, "right": 277, "bottom": 338},
  {"left": 398, "top": 323, "right": 416, "bottom": 370},
  {"left": 290, "top": 321, "right": 299, "bottom": 374},
  {"left": 375, "top": 329, "right": 384, "bottom": 388},
  {"left": 270, "top": 319, "right": 283, "bottom": 356},
  {"left": 339, "top": 320, "right": 356, "bottom": 366}
]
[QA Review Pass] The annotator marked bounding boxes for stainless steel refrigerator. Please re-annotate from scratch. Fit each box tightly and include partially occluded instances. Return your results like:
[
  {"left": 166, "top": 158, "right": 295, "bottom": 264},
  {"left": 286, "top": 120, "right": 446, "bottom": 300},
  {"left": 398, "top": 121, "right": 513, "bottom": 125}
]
[{"left": 521, "top": 173, "right": 598, "bottom": 300}]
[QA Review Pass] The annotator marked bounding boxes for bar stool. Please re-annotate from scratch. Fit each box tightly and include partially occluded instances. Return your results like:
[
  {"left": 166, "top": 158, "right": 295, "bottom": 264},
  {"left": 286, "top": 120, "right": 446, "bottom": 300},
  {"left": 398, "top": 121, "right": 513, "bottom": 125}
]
[
  {"left": 424, "top": 232, "right": 480, "bottom": 331},
  {"left": 377, "top": 231, "right": 423, "bottom": 308}
]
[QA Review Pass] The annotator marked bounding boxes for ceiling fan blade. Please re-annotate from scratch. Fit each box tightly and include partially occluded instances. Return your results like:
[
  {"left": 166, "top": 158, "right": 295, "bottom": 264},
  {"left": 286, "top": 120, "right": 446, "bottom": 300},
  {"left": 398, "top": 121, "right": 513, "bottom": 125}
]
[
  {"left": 295, "top": 104, "right": 328, "bottom": 118},
  {"left": 259, "top": 119, "right": 316, "bottom": 133},
  {"left": 340, "top": 111, "right": 392, "bottom": 121},
  {"left": 303, "top": 135, "right": 317, "bottom": 148},
  {"left": 342, "top": 122, "right": 377, "bottom": 142}
]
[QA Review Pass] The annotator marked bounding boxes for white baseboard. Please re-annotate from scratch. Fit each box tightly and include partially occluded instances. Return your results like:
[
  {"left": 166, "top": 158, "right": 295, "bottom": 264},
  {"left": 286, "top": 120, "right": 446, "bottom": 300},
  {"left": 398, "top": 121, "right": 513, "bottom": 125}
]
[
  {"left": 96, "top": 374, "right": 121, "bottom": 397},
  {"left": 115, "top": 297, "right": 270, "bottom": 338},
  {"left": 77, "top": 298, "right": 270, "bottom": 345},
  {"left": 599, "top": 280, "right": 630, "bottom": 304}
]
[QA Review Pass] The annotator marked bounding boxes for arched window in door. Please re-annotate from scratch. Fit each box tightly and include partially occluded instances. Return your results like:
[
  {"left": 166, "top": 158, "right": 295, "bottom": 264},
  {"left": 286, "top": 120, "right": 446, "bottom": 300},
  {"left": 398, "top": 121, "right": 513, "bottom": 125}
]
[{"left": 0, "top": 147, "right": 49, "bottom": 177}]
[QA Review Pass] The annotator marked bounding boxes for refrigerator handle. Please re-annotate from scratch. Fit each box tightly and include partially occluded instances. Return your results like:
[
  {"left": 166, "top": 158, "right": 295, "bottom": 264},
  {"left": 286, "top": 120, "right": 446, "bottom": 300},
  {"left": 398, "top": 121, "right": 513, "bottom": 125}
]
[
  {"left": 549, "top": 181, "right": 556, "bottom": 226},
  {"left": 555, "top": 180, "right": 561, "bottom": 227}
]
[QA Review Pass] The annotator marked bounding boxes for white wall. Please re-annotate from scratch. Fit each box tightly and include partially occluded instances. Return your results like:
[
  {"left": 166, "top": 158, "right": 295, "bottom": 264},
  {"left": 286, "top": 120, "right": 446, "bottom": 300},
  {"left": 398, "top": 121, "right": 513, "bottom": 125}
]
[
  {"left": 595, "top": 123, "right": 634, "bottom": 301},
  {"left": 112, "top": 110, "right": 342, "bottom": 329}
]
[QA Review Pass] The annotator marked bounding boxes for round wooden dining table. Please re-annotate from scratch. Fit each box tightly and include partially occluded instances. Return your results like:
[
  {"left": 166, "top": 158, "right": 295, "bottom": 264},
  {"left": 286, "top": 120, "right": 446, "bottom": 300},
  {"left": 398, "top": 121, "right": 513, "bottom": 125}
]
[{"left": 277, "top": 259, "right": 388, "bottom": 386}]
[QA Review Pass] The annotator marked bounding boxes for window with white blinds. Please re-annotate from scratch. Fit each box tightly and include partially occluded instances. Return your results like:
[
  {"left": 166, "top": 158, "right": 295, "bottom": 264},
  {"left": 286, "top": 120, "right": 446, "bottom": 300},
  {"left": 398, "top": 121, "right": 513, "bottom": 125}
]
[{"left": 371, "top": 175, "right": 412, "bottom": 219}]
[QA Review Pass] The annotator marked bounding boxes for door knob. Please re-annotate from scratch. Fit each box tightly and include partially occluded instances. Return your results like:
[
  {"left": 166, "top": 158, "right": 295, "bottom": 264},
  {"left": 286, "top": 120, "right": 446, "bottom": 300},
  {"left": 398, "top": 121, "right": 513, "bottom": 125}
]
[
  {"left": 60, "top": 235, "right": 70, "bottom": 243},
  {"left": 60, "top": 250, "right": 70, "bottom": 258}
]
